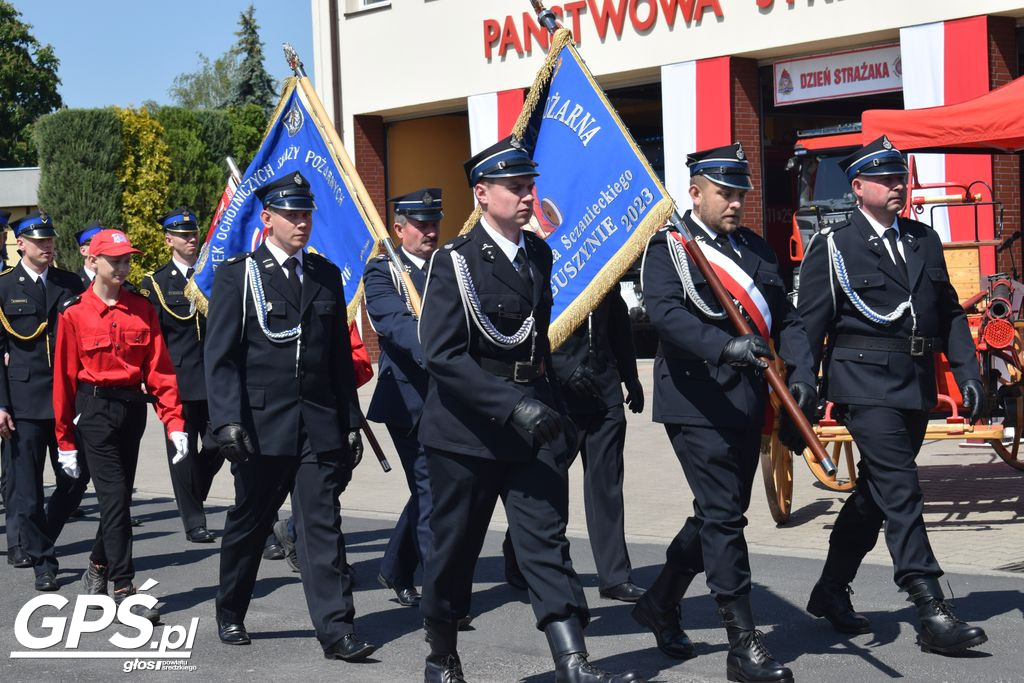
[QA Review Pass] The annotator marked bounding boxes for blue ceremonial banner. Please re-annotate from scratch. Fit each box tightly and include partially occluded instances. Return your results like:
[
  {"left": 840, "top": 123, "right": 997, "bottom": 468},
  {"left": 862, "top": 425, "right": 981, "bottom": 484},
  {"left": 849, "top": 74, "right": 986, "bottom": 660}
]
[
  {"left": 488, "top": 30, "right": 674, "bottom": 348},
  {"left": 187, "top": 78, "right": 378, "bottom": 321}
]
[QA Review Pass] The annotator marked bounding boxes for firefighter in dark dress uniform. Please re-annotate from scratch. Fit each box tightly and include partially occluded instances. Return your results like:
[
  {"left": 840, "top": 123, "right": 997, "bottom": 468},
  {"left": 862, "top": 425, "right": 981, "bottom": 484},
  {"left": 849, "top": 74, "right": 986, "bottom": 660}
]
[
  {"left": 363, "top": 188, "right": 441, "bottom": 607},
  {"left": 139, "top": 208, "right": 223, "bottom": 543},
  {"left": 75, "top": 222, "right": 104, "bottom": 288},
  {"left": 0, "top": 212, "right": 86, "bottom": 587},
  {"left": 417, "top": 136, "right": 642, "bottom": 683},
  {"left": 797, "top": 135, "right": 987, "bottom": 655},
  {"left": 204, "top": 172, "right": 375, "bottom": 661},
  {"left": 637, "top": 144, "right": 815, "bottom": 683}
]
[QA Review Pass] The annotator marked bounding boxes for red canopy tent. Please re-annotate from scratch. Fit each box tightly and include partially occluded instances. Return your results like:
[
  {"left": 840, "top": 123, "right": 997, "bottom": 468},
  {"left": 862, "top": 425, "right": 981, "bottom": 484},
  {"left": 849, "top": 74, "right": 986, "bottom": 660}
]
[{"left": 862, "top": 75, "right": 1024, "bottom": 153}]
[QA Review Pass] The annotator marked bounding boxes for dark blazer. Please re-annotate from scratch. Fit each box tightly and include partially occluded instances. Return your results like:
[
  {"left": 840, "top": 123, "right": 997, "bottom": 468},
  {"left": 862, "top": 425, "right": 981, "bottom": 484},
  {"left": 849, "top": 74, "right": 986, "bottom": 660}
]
[
  {"left": 418, "top": 222, "right": 563, "bottom": 460},
  {"left": 363, "top": 249, "right": 429, "bottom": 430},
  {"left": 77, "top": 267, "right": 92, "bottom": 289},
  {"left": 551, "top": 290, "right": 638, "bottom": 414},
  {"left": 140, "top": 260, "right": 207, "bottom": 401},
  {"left": 204, "top": 242, "right": 361, "bottom": 456},
  {"left": 0, "top": 263, "right": 84, "bottom": 419},
  {"left": 642, "top": 212, "right": 815, "bottom": 428},
  {"left": 797, "top": 210, "right": 979, "bottom": 410}
]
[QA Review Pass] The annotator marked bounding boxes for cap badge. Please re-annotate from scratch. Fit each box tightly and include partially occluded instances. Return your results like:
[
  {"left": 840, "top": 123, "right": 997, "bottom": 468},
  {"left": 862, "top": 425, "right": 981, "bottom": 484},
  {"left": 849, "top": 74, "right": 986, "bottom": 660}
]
[
  {"left": 422, "top": 191, "right": 434, "bottom": 206},
  {"left": 293, "top": 172, "right": 303, "bottom": 186},
  {"left": 736, "top": 146, "right": 745, "bottom": 161},
  {"left": 509, "top": 137, "right": 524, "bottom": 151},
  {"left": 38, "top": 211, "right": 49, "bottom": 223},
  {"left": 112, "top": 232, "right": 126, "bottom": 243},
  {"left": 882, "top": 137, "right": 892, "bottom": 150}
]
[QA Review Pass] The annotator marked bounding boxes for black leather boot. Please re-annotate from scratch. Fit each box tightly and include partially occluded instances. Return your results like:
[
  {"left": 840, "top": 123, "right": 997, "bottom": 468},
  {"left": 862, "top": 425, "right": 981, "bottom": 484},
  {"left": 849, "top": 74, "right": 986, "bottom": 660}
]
[
  {"left": 631, "top": 566, "right": 696, "bottom": 659},
  {"left": 545, "top": 616, "right": 645, "bottom": 683},
  {"left": 424, "top": 619, "right": 466, "bottom": 683},
  {"left": 806, "top": 578, "right": 871, "bottom": 634},
  {"left": 718, "top": 595, "right": 792, "bottom": 683},
  {"left": 905, "top": 576, "right": 987, "bottom": 654},
  {"left": 82, "top": 562, "right": 108, "bottom": 598}
]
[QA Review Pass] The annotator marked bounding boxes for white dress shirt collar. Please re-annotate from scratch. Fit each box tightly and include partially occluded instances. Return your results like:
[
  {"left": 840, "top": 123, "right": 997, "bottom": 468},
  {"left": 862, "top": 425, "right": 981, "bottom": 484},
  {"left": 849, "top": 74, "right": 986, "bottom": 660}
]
[
  {"left": 263, "top": 239, "right": 303, "bottom": 273},
  {"left": 479, "top": 216, "right": 525, "bottom": 263},
  {"left": 401, "top": 247, "right": 427, "bottom": 271}
]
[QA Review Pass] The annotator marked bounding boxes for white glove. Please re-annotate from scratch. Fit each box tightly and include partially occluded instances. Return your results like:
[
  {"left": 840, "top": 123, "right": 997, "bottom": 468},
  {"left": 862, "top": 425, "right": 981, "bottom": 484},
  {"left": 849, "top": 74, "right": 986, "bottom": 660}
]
[
  {"left": 170, "top": 432, "right": 189, "bottom": 465},
  {"left": 58, "top": 449, "right": 80, "bottom": 479}
]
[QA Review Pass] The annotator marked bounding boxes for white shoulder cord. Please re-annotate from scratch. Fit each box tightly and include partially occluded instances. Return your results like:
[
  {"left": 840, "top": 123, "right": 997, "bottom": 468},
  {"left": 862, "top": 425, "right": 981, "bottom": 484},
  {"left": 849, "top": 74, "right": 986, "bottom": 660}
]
[
  {"left": 388, "top": 261, "right": 416, "bottom": 316},
  {"left": 244, "top": 257, "right": 303, "bottom": 376},
  {"left": 451, "top": 250, "right": 534, "bottom": 349},
  {"left": 826, "top": 231, "right": 916, "bottom": 329},
  {"left": 666, "top": 235, "right": 727, "bottom": 320}
]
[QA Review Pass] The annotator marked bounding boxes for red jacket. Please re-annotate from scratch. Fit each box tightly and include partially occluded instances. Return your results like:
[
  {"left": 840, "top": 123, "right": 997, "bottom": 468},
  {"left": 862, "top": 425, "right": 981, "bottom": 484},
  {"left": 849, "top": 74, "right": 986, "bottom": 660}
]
[{"left": 53, "top": 287, "right": 185, "bottom": 451}]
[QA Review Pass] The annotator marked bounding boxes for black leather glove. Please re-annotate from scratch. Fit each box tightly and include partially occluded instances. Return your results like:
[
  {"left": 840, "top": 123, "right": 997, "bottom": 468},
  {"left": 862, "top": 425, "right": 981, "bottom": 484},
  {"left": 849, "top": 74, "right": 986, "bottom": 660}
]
[
  {"left": 623, "top": 376, "right": 645, "bottom": 414},
  {"left": 565, "top": 364, "right": 600, "bottom": 399},
  {"left": 509, "top": 397, "right": 562, "bottom": 446},
  {"left": 347, "top": 429, "right": 363, "bottom": 468},
  {"left": 960, "top": 379, "right": 984, "bottom": 424},
  {"left": 721, "top": 334, "right": 774, "bottom": 369},
  {"left": 215, "top": 423, "right": 255, "bottom": 464},
  {"left": 778, "top": 382, "right": 817, "bottom": 453}
]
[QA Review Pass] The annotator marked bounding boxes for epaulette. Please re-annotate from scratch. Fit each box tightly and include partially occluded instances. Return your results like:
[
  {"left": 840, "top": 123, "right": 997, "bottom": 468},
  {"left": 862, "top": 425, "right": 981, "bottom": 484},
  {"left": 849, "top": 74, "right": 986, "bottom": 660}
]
[
  {"left": 224, "top": 252, "right": 252, "bottom": 265},
  {"left": 374, "top": 253, "right": 391, "bottom": 262},
  {"left": 819, "top": 216, "right": 851, "bottom": 237},
  {"left": 444, "top": 234, "right": 471, "bottom": 251},
  {"left": 59, "top": 295, "right": 82, "bottom": 312},
  {"left": 0, "top": 267, "right": 13, "bottom": 277}
]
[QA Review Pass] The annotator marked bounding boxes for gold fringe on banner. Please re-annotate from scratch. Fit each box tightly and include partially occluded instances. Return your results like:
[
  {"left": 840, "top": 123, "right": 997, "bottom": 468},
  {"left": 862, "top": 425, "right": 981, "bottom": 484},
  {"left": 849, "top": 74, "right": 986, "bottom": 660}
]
[{"left": 459, "top": 28, "right": 573, "bottom": 238}]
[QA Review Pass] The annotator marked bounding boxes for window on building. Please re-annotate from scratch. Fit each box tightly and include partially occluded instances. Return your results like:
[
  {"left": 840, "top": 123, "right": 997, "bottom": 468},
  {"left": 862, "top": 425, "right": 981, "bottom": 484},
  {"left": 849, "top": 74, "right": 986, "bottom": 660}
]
[{"left": 346, "top": 0, "right": 390, "bottom": 13}]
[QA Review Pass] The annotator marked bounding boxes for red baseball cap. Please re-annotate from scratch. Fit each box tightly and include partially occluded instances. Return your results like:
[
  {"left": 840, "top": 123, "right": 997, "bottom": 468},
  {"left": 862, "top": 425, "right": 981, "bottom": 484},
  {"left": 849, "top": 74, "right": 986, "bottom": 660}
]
[{"left": 89, "top": 229, "right": 142, "bottom": 257}]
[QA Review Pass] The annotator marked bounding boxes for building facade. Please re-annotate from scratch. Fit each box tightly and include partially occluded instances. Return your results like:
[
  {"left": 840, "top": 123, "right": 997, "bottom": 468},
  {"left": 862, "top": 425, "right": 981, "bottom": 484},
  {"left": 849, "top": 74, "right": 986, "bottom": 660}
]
[{"left": 312, "top": 0, "right": 1024, "bottom": 354}]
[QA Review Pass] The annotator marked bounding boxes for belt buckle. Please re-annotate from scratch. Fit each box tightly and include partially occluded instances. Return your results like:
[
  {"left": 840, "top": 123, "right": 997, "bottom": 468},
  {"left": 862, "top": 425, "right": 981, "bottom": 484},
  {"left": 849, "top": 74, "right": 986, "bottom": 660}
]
[
  {"left": 909, "top": 335, "right": 925, "bottom": 357},
  {"left": 512, "top": 361, "right": 534, "bottom": 383}
]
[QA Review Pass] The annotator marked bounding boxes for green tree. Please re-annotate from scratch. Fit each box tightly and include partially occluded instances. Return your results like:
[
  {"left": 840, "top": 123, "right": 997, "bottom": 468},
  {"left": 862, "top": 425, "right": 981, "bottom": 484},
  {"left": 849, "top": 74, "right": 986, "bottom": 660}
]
[
  {"left": 226, "top": 103, "right": 266, "bottom": 167},
  {"left": 168, "top": 51, "right": 238, "bottom": 110},
  {"left": 225, "top": 5, "right": 277, "bottom": 114},
  {"left": 33, "top": 108, "right": 122, "bottom": 269},
  {"left": 0, "top": 0, "right": 63, "bottom": 166}
]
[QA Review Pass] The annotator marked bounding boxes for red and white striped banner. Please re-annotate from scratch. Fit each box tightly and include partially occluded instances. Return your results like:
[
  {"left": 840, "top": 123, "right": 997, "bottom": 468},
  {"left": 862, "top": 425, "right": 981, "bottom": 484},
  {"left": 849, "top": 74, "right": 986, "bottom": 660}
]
[{"left": 467, "top": 88, "right": 525, "bottom": 155}]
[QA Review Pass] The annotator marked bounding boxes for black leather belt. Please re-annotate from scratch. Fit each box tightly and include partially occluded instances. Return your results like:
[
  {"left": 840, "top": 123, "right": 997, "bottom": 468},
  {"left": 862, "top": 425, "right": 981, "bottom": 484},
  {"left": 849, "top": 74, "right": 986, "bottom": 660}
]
[
  {"left": 833, "top": 334, "right": 942, "bottom": 357},
  {"left": 79, "top": 382, "right": 157, "bottom": 404},
  {"left": 479, "top": 358, "right": 545, "bottom": 383}
]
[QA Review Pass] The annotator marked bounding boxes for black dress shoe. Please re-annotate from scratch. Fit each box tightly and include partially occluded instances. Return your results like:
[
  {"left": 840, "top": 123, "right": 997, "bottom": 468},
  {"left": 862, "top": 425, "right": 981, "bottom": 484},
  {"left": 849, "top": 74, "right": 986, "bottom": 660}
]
[
  {"left": 114, "top": 585, "right": 160, "bottom": 625},
  {"left": 806, "top": 579, "right": 871, "bottom": 635},
  {"left": 218, "top": 621, "right": 251, "bottom": 645},
  {"left": 35, "top": 572, "right": 59, "bottom": 592},
  {"left": 377, "top": 574, "right": 421, "bottom": 607},
  {"left": 600, "top": 581, "right": 647, "bottom": 603},
  {"left": 70, "top": 507, "right": 86, "bottom": 518},
  {"left": 262, "top": 543, "right": 285, "bottom": 560},
  {"left": 323, "top": 633, "right": 377, "bottom": 661},
  {"left": 186, "top": 526, "right": 215, "bottom": 543},
  {"left": 457, "top": 614, "right": 474, "bottom": 631},
  {"left": 8, "top": 546, "right": 32, "bottom": 568}
]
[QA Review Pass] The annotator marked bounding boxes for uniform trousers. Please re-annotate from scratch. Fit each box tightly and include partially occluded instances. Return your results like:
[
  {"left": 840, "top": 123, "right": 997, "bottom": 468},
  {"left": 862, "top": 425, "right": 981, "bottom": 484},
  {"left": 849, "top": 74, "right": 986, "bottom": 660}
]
[
  {"left": 163, "top": 400, "right": 224, "bottom": 533},
  {"left": 379, "top": 424, "right": 433, "bottom": 588},
  {"left": 822, "top": 404, "right": 941, "bottom": 587},
  {"left": 421, "top": 437, "right": 589, "bottom": 631},
  {"left": 4, "top": 422, "right": 88, "bottom": 564},
  {"left": 663, "top": 423, "right": 761, "bottom": 599},
  {"left": 76, "top": 393, "right": 147, "bottom": 589},
  {"left": 216, "top": 431, "right": 355, "bottom": 649}
]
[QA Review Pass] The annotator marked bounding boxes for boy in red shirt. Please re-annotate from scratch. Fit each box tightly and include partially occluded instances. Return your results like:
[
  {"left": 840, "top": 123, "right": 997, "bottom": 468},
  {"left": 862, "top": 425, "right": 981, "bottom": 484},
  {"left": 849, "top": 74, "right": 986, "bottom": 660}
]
[{"left": 53, "top": 229, "right": 187, "bottom": 624}]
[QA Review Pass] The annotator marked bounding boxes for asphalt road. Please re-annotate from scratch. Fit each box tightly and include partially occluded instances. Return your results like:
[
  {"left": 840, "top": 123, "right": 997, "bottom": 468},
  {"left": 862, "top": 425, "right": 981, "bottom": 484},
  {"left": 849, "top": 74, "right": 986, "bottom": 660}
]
[{"left": 2, "top": 494, "right": 1021, "bottom": 682}]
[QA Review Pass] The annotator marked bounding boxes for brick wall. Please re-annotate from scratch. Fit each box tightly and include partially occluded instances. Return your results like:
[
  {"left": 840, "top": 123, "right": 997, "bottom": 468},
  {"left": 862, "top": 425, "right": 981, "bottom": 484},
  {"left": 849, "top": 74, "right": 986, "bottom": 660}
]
[
  {"left": 730, "top": 57, "right": 763, "bottom": 236},
  {"left": 988, "top": 17, "right": 1020, "bottom": 278},
  {"left": 354, "top": 114, "right": 387, "bottom": 361}
]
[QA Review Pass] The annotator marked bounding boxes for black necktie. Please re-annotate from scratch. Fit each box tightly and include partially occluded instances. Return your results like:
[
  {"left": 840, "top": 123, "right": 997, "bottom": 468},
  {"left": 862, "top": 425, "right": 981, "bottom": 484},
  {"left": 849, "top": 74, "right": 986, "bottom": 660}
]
[
  {"left": 884, "top": 228, "right": 907, "bottom": 278},
  {"left": 513, "top": 247, "right": 534, "bottom": 293},
  {"left": 714, "top": 233, "right": 741, "bottom": 264},
  {"left": 185, "top": 267, "right": 195, "bottom": 280},
  {"left": 284, "top": 257, "right": 302, "bottom": 300}
]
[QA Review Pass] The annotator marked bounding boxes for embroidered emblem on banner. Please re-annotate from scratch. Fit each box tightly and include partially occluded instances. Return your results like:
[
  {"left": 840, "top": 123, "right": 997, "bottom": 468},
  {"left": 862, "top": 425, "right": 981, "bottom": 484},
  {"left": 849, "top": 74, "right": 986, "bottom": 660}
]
[{"left": 284, "top": 101, "right": 304, "bottom": 137}]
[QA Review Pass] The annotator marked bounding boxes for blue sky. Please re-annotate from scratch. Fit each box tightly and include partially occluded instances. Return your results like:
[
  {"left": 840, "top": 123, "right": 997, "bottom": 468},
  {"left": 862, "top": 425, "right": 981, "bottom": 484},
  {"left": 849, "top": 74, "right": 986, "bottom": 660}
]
[{"left": 12, "top": 1, "right": 314, "bottom": 109}]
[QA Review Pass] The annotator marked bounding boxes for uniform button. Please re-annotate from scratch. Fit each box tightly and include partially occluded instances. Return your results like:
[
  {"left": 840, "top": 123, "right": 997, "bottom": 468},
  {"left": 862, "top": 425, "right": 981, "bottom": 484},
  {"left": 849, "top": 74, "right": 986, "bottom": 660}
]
[
  {"left": 858, "top": 353, "right": 863, "bottom": 358},
  {"left": 115, "top": 344, "right": 121, "bottom": 351},
  {"left": 111, "top": 322, "right": 117, "bottom": 327},
  {"left": 489, "top": 417, "right": 496, "bottom": 423}
]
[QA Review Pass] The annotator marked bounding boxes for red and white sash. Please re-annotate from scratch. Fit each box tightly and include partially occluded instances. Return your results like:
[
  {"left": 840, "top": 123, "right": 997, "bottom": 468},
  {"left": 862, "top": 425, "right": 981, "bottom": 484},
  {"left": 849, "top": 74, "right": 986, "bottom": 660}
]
[{"left": 670, "top": 232, "right": 772, "bottom": 338}]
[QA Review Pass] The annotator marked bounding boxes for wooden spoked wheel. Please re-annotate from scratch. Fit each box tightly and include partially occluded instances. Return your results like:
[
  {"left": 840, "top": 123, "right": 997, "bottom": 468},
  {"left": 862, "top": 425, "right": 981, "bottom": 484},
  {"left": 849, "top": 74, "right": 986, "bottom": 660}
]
[
  {"left": 760, "top": 427, "right": 794, "bottom": 525},
  {"left": 802, "top": 440, "right": 859, "bottom": 491},
  {"left": 988, "top": 390, "right": 1024, "bottom": 471}
]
